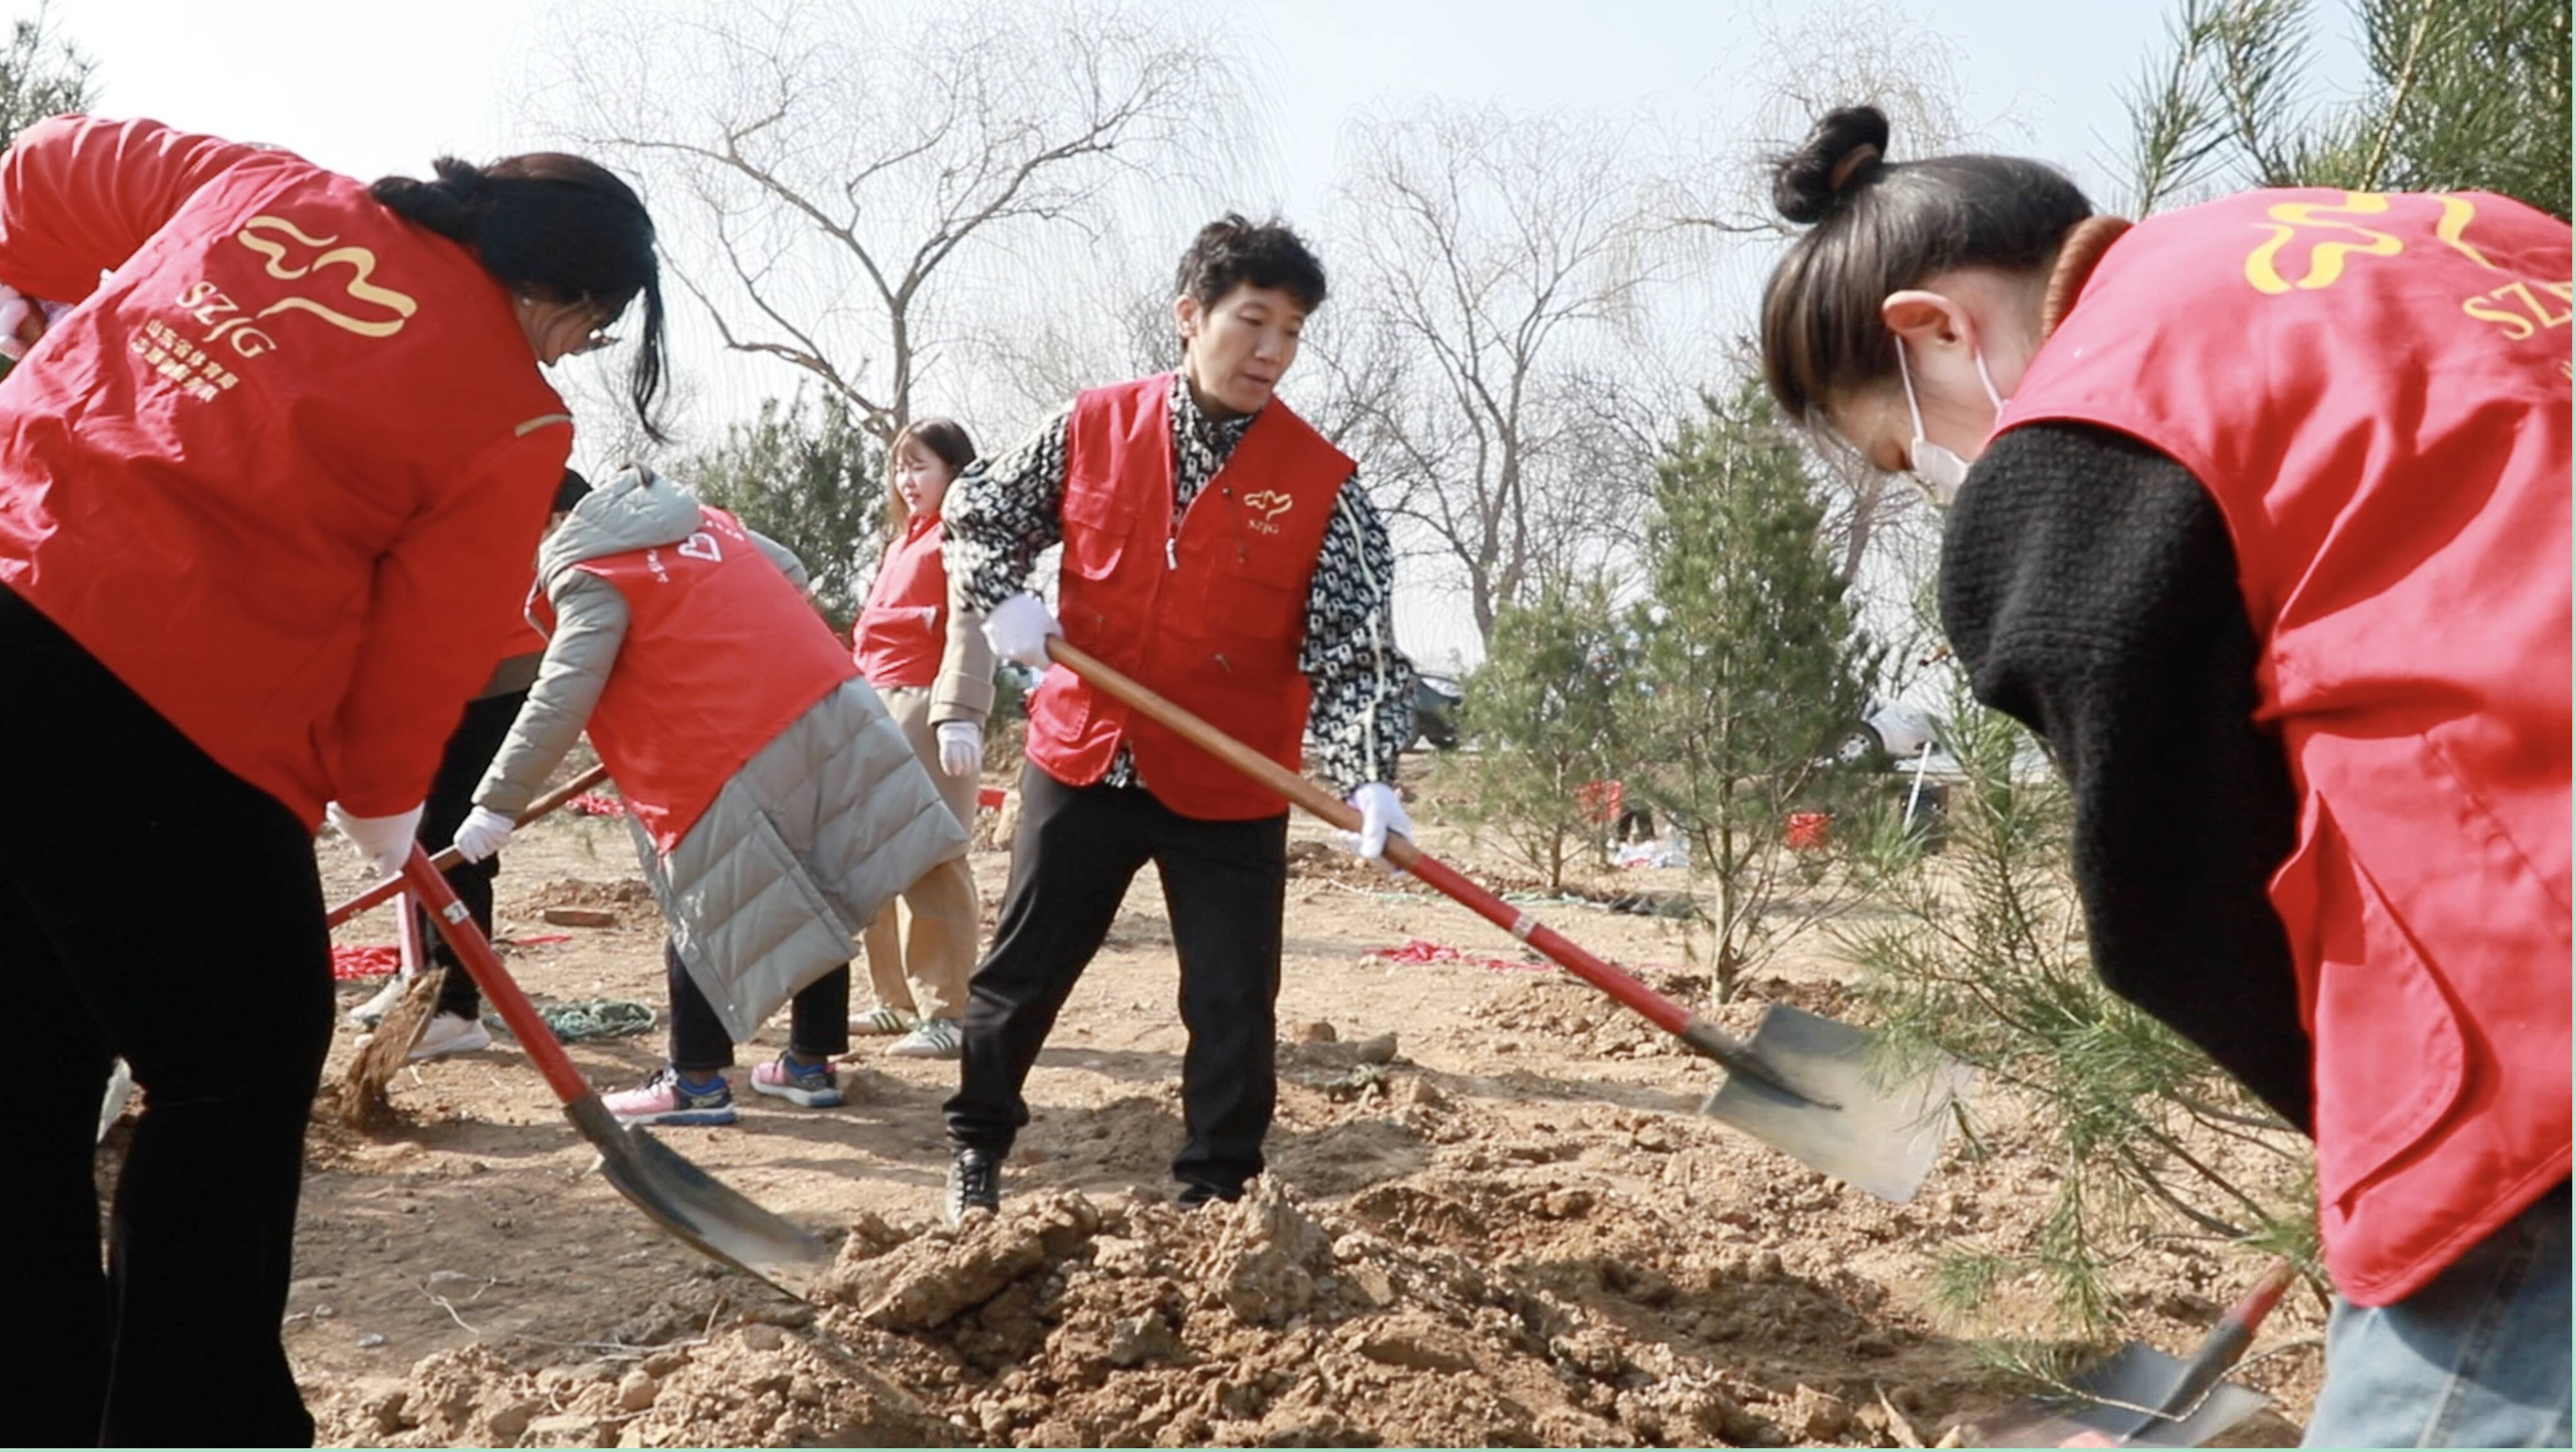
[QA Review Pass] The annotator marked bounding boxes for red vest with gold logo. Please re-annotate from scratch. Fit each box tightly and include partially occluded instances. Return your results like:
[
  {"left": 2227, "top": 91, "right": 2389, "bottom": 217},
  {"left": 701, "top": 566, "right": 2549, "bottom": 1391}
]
[
  {"left": 541, "top": 506, "right": 858, "bottom": 853},
  {"left": 0, "top": 118, "right": 570, "bottom": 824},
  {"left": 1999, "top": 188, "right": 2572, "bottom": 1305},
  {"left": 1025, "top": 375, "right": 1352, "bottom": 819}
]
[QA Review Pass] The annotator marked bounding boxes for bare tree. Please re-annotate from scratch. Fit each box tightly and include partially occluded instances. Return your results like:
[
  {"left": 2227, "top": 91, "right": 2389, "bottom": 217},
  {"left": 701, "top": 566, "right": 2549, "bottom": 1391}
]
[
  {"left": 965, "top": 224, "right": 1180, "bottom": 429},
  {"left": 536, "top": 0, "right": 1250, "bottom": 444},
  {"left": 1667, "top": 0, "right": 1979, "bottom": 239},
  {"left": 1330, "top": 101, "right": 1683, "bottom": 646},
  {"left": 1659, "top": 2, "right": 1981, "bottom": 685}
]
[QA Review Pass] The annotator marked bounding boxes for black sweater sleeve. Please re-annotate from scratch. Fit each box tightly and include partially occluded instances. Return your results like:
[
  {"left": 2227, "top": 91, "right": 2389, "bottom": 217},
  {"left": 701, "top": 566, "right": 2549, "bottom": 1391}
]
[{"left": 1938, "top": 422, "right": 2314, "bottom": 1133}]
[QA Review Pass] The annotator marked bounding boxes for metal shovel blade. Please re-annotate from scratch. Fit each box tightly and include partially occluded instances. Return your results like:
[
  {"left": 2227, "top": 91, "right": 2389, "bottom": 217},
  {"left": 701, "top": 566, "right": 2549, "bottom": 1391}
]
[
  {"left": 568, "top": 1094, "right": 828, "bottom": 1298},
  {"left": 1974, "top": 1343, "right": 2268, "bottom": 1448},
  {"left": 1699, "top": 1005, "right": 1972, "bottom": 1203}
]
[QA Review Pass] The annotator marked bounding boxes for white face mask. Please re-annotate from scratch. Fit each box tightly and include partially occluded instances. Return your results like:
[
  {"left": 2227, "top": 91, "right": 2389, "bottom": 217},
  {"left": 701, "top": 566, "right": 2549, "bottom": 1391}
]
[{"left": 1895, "top": 337, "right": 2006, "bottom": 506}]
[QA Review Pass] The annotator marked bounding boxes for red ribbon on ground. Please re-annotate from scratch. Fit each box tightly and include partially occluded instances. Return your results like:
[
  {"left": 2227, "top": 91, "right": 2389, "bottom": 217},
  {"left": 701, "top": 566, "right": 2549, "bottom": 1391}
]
[
  {"left": 332, "top": 933, "right": 575, "bottom": 979},
  {"left": 332, "top": 943, "right": 401, "bottom": 980},
  {"left": 1369, "top": 938, "right": 1548, "bottom": 974}
]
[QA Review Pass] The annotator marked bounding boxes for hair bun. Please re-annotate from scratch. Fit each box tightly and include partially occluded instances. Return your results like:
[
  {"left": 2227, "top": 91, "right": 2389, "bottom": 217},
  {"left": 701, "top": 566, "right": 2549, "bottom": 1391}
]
[
  {"left": 1772, "top": 105, "right": 1892, "bottom": 225},
  {"left": 369, "top": 156, "right": 488, "bottom": 245},
  {"left": 430, "top": 156, "right": 491, "bottom": 202}
]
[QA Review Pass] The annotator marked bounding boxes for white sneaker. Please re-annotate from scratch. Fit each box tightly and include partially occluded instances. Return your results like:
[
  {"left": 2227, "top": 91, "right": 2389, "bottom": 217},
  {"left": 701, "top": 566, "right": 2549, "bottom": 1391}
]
[
  {"left": 408, "top": 1011, "right": 493, "bottom": 1061},
  {"left": 886, "top": 1018, "right": 963, "bottom": 1060},
  {"left": 850, "top": 1004, "right": 920, "bottom": 1036},
  {"left": 97, "top": 1058, "right": 134, "bottom": 1143},
  {"left": 348, "top": 974, "right": 411, "bottom": 1027}
]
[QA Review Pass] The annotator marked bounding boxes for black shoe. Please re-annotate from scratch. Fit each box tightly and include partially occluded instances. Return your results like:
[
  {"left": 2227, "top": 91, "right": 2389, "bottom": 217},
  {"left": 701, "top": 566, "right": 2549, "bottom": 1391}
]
[
  {"left": 1175, "top": 1180, "right": 1243, "bottom": 1209},
  {"left": 945, "top": 1146, "right": 1002, "bottom": 1224}
]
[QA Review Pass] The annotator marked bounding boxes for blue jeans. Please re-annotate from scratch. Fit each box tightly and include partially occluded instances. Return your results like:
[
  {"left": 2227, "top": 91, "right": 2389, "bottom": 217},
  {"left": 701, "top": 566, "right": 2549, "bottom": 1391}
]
[{"left": 2303, "top": 1180, "right": 2572, "bottom": 1448}]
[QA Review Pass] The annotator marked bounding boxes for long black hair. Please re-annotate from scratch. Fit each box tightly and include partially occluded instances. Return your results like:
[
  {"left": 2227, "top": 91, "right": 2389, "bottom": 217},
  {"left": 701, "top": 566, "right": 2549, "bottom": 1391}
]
[
  {"left": 372, "top": 153, "right": 670, "bottom": 443},
  {"left": 1759, "top": 105, "right": 2093, "bottom": 424}
]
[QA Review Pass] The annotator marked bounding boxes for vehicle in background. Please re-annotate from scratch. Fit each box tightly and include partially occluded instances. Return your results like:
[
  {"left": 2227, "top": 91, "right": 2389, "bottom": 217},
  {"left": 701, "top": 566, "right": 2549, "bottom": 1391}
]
[
  {"left": 1839, "top": 702, "right": 1941, "bottom": 769},
  {"left": 1412, "top": 673, "right": 1463, "bottom": 751}
]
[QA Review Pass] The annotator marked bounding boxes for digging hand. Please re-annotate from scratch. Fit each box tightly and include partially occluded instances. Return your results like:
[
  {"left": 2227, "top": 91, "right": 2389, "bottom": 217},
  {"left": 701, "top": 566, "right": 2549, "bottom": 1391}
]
[
  {"left": 1341, "top": 781, "right": 1413, "bottom": 872},
  {"left": 451, "top": 805, "right": 517, "bottom": 863},
  {"left": 983, "top": 591, "right": 1061, "bottom": 669},
  {"left": 326, "top": 801, "right": 425, "bottom": 879}
]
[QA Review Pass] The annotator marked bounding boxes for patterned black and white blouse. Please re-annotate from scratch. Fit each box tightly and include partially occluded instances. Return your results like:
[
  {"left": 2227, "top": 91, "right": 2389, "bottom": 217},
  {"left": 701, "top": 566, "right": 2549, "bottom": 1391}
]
[{"left": 946, "top": 374, "right": 1416, "bottom": 795}]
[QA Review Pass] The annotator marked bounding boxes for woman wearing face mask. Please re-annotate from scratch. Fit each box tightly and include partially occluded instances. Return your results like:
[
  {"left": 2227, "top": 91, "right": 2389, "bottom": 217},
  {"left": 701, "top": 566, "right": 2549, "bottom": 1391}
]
[
  {"left": 1759, "top": 105, "right": 2569, "bottom": 1448},
  {"left": 847, "top": 417, "right": 992, "bottom": 1060},
  {"left": 0, "top": 115, "right": 665, "bottom": 1444}
]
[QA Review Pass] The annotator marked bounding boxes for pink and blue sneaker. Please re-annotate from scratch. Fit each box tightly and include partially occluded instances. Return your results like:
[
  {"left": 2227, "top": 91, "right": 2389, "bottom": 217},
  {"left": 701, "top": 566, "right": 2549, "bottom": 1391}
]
[
  {"left": 602, "top": 1066, "right": 737, "bottom": 1126},
  {"left": 750, "top": 1052, "right": 844, "bottom": 1109}
]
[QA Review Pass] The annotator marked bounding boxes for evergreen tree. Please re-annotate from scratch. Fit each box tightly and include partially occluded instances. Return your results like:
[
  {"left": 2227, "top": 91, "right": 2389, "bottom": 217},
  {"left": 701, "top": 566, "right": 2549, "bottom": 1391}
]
[
  {"left": 682, "top": 393, "right": 884, "bottom": 631},
  {"left": 1628, "top": 385, "right": 1879, "bottom": 1000},
  {"left": 1452, "top": 580, "right": 1635, "bottom": 891},
  {"left": 1848, "top": 674, "right": 2317, "bottom": 1344},
  {"left": 2129, "top": 0, "right": 2571, "bottom": 218}
]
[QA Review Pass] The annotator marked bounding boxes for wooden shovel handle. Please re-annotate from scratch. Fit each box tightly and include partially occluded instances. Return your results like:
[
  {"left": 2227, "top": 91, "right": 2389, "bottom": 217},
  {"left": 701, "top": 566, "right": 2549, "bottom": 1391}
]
[
  {"left": 325, "top": 762, "right": 612, "bottom": 928},
  {"left": 1042, "top": 640, "right": 1785, "bottom": 1085}
]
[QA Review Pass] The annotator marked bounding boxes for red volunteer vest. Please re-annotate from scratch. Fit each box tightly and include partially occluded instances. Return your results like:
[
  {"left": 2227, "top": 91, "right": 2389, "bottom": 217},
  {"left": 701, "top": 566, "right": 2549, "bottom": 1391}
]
[
  {"left": 1999, "top": 188, "right": 2572, "bottom": 1305},
  {"left": 1026, "top": 375, "right": 1352, "bottom": 819},
  {"left": 853, "top": 511, "right": 948, "bottom": 689},
  {"left": 541, "top": 506, "right": 859, "bottom": 853},
  {"left": 0, "top": 118, "right": 571, "bottom": 824}
]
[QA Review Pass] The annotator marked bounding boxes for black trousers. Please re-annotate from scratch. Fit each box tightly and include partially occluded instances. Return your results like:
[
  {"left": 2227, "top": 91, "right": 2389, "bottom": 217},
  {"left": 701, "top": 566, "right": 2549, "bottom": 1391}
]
[
  {"left": 945, "top": 763, "right": 1288, "bottom": 1199},
  {"left": 666, "top": 942, "right": 850, "bottom": 1073},
  {"left": 0, "top": 586, "right": 327, "bottom": 1446},
  {"left": 413, "top": 688, "right": 528, "bottom": 1018}
]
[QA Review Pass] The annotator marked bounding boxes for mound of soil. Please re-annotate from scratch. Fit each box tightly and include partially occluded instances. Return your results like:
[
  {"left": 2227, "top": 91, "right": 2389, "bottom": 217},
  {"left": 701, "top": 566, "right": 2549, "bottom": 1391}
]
[{"left": 326, "top": 1173, "right": 1995, "bottom": 1448}]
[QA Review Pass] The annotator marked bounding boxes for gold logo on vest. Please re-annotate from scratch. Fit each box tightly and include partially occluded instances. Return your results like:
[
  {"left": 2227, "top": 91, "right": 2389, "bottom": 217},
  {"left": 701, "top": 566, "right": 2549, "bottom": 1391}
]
[
  {"left": 2244, "top": 192, "right": 2405, "bottom": 294},
  {"left": 232, "top": 214, "right": 421, "bottom": 338},
  {"left": 1241, "top": 490, "right": 1295, "bottom": 534}
]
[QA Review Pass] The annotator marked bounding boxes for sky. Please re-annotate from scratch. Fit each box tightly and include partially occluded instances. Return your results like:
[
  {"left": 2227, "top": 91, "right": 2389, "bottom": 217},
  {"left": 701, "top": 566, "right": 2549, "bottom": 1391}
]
[
  {"left": 49, "top": 0, "right": 2367, "bottom": 671},
  {"left": 54, "top": 0, "right": 2366, "bottom": 214}
]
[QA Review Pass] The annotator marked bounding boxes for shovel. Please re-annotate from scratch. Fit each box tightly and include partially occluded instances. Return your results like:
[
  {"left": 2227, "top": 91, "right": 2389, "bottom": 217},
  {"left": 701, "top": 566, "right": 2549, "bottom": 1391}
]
[
  {"left": 387, "top": 842, "right": 827, "bottom": 1295},
  {"left": 1047, "top": 638, "right": 1971, "bottom": 1202},
  {"left": 327, "top": 762, "right": 611, "bottom": 930},
  {"left": 1974, "top": 1256, "right": 2299, "bottom": 1447}
]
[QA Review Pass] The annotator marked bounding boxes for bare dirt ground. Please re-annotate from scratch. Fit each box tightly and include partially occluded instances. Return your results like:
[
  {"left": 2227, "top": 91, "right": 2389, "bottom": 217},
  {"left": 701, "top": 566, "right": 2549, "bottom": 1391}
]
[{"left": 96, "top": 761, "right": 2328, "bottom": 1447}]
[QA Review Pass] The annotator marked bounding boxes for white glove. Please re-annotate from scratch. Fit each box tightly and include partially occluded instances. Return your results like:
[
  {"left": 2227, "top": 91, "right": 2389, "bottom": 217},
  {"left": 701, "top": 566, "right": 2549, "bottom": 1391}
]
[
  {"left": 1342, "top": 782, "right": 1413, "bottom": 868},
  {"left": 0, "top": 284, "right": 55, "bottom": 362},
  {"left": 326, "top": 802, "right": 426, "bottom": 879},
  {"left": 983, "top": 591, "right": 1061, "bottom": 669},
  {"left": 936, "top": 720, "right": 983, "bottom": 778},
  {"left": 0, "top": 286, "right": 34, "bottom": 362},
  {"left": 451, "top": 805, "right": 518, "bottom": 863}
]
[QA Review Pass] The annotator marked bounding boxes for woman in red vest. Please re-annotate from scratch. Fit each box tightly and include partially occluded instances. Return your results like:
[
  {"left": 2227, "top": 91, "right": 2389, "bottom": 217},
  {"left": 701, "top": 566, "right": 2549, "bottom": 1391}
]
[
  {"left": 938, "top": 215, "right": 1418, "bottom": 1223},
  {"left": 848, "top": 417, "right": 991, "bottom": 1059},
  {"left": 450, "top": 466, "right": 967, "bottom": 1127},
  {"left": 1757, "top": 104, "right": 2570, "bottom": 1446},
  {"left": 0, "top": 116, "right": 665, "bottom": 1443}
]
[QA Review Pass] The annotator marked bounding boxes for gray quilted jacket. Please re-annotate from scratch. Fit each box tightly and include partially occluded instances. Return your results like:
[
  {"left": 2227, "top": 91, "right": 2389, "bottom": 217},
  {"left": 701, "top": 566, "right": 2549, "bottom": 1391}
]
[{"left": 473, "top": 467, "right": 967, "bottom": 1040}]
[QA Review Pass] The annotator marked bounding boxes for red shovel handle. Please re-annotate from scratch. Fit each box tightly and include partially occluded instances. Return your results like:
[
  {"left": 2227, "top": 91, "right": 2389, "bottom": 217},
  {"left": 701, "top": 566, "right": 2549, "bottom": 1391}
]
[
  {"left": 1045, "top": 640, "right": 1755, "bottom": 1067},
  {"left": 398, "top": 843, "right": 594, "bottom": 1105},
  {"left": 2151, "top": 1255, "right": 2301, "bottom": 1419},
  {"left": 326, "top": 763, "right": 611, "bottom": 928}
]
